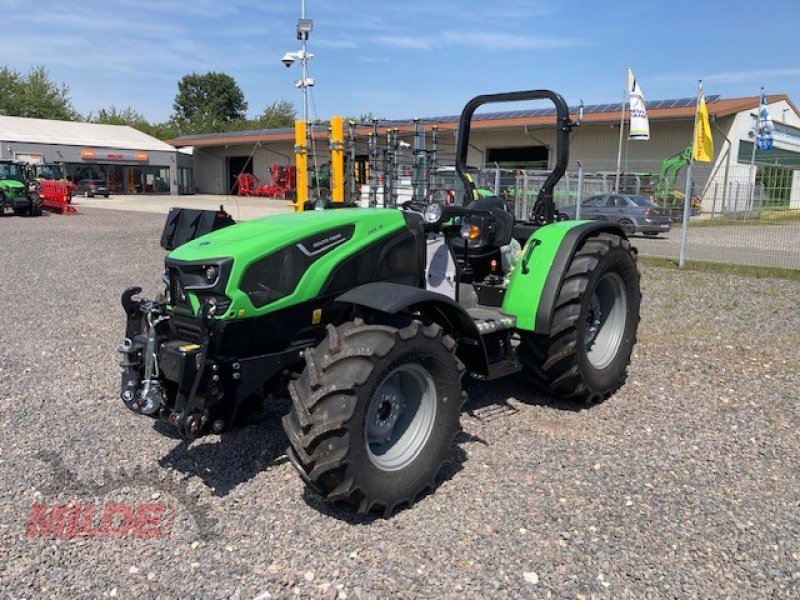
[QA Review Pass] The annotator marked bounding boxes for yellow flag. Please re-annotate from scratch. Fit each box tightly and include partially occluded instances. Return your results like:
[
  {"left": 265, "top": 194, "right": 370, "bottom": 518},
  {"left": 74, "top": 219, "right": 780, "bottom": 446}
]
[{"left": 693, "top": 93, "right": 714, "bottom": 162}]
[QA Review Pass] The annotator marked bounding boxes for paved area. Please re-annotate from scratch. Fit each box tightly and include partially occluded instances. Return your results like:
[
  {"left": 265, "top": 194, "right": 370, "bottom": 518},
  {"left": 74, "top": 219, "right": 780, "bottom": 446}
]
[
  {"left": 76, "top": 194, "right": 800, "bottom": 269},
  {"left": 1, "top": 208, "right": 798, "bottom": 598},
  {"left": 629, "top": 222, "right": 800, "bottom": 269},
  {"left": 76, "top": 193, "right": 293, "bottom": 221}
]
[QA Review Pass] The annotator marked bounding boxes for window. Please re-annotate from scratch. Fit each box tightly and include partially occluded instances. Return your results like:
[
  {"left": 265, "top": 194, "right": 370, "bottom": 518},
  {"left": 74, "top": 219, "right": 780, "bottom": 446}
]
[
  {"left": 756, "top": 165, "right": 793, "bottom": 208},
  {"left": 582, "top": 195, "right": 607, "bottom": 206},
  {"left": 629, "top": 195, "right": 655, "bottom": 207},
  {"left": 610, "top": 196, "right": 627, "bottom": 207},
  {"left": 486, "top": 146, "right": 548, "bottom": 169}
]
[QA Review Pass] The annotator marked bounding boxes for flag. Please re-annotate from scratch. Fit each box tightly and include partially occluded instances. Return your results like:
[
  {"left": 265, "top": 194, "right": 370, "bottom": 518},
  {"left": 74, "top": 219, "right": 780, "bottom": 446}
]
[
  {"left": 693, "top": 86, "right": 714, "bottom": 162},
  {"left": 756, "top": 90, "right": 774, "bottom": 150},
  {"left": 627, "top": 68, "right": 650, "bottom": 140}
]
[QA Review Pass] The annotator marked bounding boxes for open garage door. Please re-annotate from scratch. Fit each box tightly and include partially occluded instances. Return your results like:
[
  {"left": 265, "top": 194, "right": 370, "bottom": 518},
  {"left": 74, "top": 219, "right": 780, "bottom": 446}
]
[{"left": 228, "top": 156, "right": 253, "bottom": 194}]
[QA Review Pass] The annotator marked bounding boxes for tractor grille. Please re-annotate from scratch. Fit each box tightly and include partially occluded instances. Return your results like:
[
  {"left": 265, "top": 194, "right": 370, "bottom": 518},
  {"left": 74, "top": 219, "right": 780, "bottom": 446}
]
[{"left": 168, "top": 267, "right": 191, "bottom": 312}]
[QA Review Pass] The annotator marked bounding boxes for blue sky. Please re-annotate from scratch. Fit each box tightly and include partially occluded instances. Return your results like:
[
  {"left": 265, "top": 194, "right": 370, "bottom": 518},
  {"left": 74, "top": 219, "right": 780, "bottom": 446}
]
[{"left": 2, "top": 0, "right": 799, "bottom": 122}]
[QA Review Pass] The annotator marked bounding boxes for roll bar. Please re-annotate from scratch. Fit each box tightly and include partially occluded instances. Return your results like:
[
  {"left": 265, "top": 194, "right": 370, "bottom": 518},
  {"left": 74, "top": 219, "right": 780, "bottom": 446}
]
[{"left": 455, "top": 90, "right": 572, "bottom": 224}]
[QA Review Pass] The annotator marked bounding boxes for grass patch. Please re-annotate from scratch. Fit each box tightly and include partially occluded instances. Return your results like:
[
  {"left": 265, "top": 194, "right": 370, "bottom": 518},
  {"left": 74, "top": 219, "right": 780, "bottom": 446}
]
[
  {"left": 639, "top": 256, "right": 800, "bottom": 281},
  {"left": 689, "top": 209, "right": 800, "bottom": 228}
]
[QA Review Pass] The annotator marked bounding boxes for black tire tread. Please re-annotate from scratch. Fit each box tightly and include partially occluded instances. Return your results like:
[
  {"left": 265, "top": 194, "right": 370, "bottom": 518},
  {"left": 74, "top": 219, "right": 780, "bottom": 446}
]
[
  {"left": 519, "top": 232, "right": 640, "bottom": 404},
  {"left": 283, "top": 320, "right": 465, "bottom": 516}
]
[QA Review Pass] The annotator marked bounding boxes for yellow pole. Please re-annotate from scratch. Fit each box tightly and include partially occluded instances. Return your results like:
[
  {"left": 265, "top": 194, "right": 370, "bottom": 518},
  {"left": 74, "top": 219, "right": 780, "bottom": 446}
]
[
  {"left": 330, "top": 115, "right": 344, "bottom": 203},
  {"left": 294, "top": 120, "right": 308, "bottom": 211}
]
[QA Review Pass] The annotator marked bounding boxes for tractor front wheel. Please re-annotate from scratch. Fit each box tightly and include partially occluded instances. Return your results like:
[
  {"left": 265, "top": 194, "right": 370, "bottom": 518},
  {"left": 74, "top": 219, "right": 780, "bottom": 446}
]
[
  {"left": 519, "top": 232, "right": 640, "bottom": 404},
  {"left": 28, "top": 193, "right": 43, "bottom": 216},
  {"left": 283, "top": 319, "right": 465, "bottom": 516}
]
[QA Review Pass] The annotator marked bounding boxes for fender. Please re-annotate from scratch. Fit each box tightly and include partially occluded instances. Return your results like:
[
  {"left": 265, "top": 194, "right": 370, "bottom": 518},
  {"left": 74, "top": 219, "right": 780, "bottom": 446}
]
[
  {"left": 336, "top": 282, "right": 489, "bottom": 375},
  {"left": 503, "top": 220, "right": 627, "bottom": 334}
]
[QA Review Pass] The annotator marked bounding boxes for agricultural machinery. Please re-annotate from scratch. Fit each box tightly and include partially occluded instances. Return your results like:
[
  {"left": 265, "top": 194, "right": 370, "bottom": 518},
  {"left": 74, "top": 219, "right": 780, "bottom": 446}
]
[
  {"left": 118, "top": 90, "right": 641, "bottom": 516},
  {"left": 236, "top": 165, "right": 296, "bottom": 198},
  {"left": 0, "top": 160, "right": 43, "bottom": 216}
]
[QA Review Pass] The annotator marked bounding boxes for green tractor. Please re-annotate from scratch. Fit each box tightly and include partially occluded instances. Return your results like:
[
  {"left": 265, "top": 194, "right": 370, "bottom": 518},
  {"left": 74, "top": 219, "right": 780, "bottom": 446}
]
[
  {"left": 119, "top": 90, "right": 641, "bottom": 516},
  {"left": 0, "top": 160, "right": 43, "bottom": 216}
]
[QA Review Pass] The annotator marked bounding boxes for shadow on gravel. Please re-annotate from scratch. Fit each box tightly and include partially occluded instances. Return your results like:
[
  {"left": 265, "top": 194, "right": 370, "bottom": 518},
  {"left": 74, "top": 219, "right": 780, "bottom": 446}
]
[
  {"left": 464, "top": 374, "right": 590, "bottom": 414},
  {"left": 158, "top": 401, "right": 290, "bottom": 498}
]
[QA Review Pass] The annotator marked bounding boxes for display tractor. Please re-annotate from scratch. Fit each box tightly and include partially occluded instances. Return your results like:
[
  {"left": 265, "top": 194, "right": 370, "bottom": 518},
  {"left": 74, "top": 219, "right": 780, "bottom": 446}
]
[
  {"left": 0, "top": 160, "right": 43, "bottom": 216},
  {"left": 119, "top": 90, "right": 641, "bottom": 516}
]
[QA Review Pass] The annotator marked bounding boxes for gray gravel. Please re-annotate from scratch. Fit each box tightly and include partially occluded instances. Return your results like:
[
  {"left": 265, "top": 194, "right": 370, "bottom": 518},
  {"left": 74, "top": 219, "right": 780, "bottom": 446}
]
[{"left": 1, "top": 207, "right": 799, "bottom": 599}]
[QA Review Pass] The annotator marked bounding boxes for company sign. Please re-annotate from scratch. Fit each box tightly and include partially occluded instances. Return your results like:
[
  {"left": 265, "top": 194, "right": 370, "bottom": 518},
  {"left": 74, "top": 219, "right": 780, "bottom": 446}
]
[{"left": 81, "top": 148, "right": 149, "bottom": 161}]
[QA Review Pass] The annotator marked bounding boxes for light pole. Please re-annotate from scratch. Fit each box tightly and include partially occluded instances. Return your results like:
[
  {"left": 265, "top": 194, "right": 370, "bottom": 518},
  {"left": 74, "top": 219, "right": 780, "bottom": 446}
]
[
  {"left": 282, "top": 1, "right": 315, "bottom": 204},
  {"left": 281, "top": 8, "right": 314, "bottom": 124}
]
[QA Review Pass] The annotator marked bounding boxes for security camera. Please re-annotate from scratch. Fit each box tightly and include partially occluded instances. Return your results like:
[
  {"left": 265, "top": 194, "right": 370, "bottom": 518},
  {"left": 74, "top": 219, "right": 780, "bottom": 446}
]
[{"left": 282, "top": 52, "right": 295, "bottom": 68}]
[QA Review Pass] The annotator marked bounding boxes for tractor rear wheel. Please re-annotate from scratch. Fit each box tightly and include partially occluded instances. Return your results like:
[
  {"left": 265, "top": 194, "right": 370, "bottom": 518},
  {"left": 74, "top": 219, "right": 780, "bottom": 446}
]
[
  {"left": 283, "top": 319, "right": 465, "bottom": 516},
  {"left": 519, "top": 232, "right": 640, "bottom": 404}
]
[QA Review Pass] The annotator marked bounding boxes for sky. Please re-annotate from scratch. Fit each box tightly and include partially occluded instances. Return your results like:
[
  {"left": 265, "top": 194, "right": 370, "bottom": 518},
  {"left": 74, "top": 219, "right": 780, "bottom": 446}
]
[{"left": 2, "top": 0, "right": 799, "bottom": 123}]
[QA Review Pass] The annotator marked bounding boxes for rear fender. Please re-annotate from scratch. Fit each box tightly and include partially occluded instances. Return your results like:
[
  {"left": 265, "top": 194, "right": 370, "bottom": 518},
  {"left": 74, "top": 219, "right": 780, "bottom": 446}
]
[
  {"left": 503, "top": 220, "right": 627, "bottom": 333},
  {"left": 336, "top": 282, "right": 489, "bottom": 375}
]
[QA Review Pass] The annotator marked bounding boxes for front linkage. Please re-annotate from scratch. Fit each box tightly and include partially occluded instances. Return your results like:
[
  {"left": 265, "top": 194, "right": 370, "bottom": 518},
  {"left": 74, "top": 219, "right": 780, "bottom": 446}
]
[
  {"left": 119, "top": 286, "right": 209, "bottom": 438},
  {"left": 119, "top": 286, "right": 291, "bottom": 440}
]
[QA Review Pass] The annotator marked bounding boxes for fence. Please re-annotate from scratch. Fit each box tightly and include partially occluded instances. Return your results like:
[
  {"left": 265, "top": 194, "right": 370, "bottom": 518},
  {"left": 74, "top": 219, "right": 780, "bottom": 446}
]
[
  {"left": 307, "top": 123, "right": 799, "bottom": 271},
  {"left": 501, "top": 161, "right": 800, "bottom": 270}
]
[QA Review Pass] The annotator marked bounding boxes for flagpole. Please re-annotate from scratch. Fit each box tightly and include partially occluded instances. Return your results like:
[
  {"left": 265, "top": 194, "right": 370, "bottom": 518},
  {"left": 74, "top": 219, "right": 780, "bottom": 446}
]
[
  {"left": 614, "top": 66, "right": 628, "bottom": 193},
  {"left": 748, "top": 86, "right": 763, "bottom": 212},
  {"left": 679, "top": 80, "right": 701, "bottom": 268}
]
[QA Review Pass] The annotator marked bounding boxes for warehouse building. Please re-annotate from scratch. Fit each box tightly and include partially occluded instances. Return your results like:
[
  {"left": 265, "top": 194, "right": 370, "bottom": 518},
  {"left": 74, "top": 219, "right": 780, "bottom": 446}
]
[
  {"left": 0, "top": 116, "right": 193, "bottom": 195},
  {"left": 171, "top": 93, "right": 800, "bottom": 210}
]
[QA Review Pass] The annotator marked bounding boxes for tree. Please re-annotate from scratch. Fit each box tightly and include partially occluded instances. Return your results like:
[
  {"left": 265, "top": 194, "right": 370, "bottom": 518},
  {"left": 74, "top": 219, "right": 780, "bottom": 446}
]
[
  {"left": 89, "top": 105, "right": 180, "bottom": 141},
  {"left": 0, "top": 65, "right": 78, "bottom": 120},
  {"left": 256, "top": 100, "right": 296, "bottom": 129},
  {"left": 91, "top": 106, "right": 150, "bottom": 128},
  {"left": 172, "top": 72, "right": 247, "bottom": 135}
]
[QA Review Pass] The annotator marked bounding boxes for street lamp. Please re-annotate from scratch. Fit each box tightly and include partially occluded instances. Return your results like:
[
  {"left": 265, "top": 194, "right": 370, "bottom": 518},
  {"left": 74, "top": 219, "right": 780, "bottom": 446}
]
[{"left": 282, "top": 1, "right": 314, "bottom": 129}]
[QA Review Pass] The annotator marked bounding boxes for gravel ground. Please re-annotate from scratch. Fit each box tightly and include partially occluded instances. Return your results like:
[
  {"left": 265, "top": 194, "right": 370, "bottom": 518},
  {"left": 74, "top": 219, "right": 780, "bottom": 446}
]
[{"left": 1, "top": 208, "right": 798, "bottom": 599}]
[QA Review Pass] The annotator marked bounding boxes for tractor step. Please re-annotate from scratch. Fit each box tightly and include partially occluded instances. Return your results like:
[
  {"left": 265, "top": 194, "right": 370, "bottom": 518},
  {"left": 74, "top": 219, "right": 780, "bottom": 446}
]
[
  {"left": 468, "top": 306, "right": 523, "bottom": 381},
  {"left": 468, "top": 306, "right": 516, "bottom": 335}
]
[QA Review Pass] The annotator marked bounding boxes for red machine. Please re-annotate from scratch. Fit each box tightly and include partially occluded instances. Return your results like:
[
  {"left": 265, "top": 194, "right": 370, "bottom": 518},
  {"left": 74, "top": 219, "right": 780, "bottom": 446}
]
[
  {"left": 236, "top": 165, "right": 296, "bottom": 198},
  {"left": 39, "top": 180, "right": 77, "bottom": 214}
]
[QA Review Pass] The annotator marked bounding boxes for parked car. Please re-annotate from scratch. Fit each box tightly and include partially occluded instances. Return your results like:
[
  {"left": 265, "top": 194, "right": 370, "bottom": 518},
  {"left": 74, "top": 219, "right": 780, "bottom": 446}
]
[
  {"left": 75, "top": 179, "right": 110, "bottom": 198},
  {"left": 560, "top": 194, "right": 672, "bottom": 236}
]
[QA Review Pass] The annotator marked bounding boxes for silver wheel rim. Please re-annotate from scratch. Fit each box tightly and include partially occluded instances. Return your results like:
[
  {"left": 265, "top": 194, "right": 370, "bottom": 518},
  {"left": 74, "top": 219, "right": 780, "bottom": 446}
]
[
  {"left": 585, "top": 271, "right": 627, "bottom": 369},
  {"left": 365, "top": 363, "right": 436, "bottom": 472}
]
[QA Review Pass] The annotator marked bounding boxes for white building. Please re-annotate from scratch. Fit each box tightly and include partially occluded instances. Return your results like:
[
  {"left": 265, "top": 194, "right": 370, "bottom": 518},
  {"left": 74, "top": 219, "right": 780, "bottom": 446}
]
[
  {"left": 170, "top": 94, "right": 800, "bottom": 210},
  {"left": 0, "top": 115, "right": 193, "bottom": 195}
]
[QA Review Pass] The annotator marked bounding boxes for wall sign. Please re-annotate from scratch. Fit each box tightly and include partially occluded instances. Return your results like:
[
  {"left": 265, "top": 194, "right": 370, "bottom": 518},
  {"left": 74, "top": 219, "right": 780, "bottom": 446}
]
[{"left": 81, "top": 148, "right": 149, "bottom": 161}]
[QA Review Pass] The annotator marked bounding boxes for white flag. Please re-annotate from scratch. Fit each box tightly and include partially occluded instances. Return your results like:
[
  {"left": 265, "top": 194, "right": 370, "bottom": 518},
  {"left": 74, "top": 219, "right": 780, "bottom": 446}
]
[{"left": 627, "top": 68, "right": 650, "bottom": 141}]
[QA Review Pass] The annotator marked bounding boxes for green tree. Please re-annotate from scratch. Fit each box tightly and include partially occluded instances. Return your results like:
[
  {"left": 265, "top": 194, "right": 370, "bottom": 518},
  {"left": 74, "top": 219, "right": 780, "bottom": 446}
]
[
  {"left": 256, "top": 100, "right": 296, "bottom": 129},
  {"left": 91, "top": 105, "right": 150, "bottom": 128},
  {"left": 172, "top": 71, "right": 247, "bottom": 135},
  {"left": 89, "top": 105, "right": 179, "bottom": 141},
  {"left": 0, "top": 65, "right": 78, "bottom": 120}
]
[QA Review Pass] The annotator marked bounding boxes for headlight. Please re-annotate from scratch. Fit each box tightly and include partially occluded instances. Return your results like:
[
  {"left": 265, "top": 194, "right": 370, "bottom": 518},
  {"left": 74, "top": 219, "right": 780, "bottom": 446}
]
[
  {"left": 460, "top": 223, "right": 481, "bottom": 240},
  {"left": 176, "top": 262, "right": 225, "bottom": 290},
  {"left": 423, "top": 202, "right": 444, "bottom": 224},
  {"left": 204, "top": 265, "right": 218, "bottom": 283}
]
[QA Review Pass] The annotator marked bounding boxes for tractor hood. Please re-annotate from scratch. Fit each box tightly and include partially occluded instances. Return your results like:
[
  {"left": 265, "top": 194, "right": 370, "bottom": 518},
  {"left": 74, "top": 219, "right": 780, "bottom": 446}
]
[
  {"left": 168, "top": 208, "right": 406, "bottom": 261},
  {"left": 166, "top": 208, "right": 409, "bottom": 317},
  {"left": 0, "top": 179, "right": 25, "bottom": 190}
]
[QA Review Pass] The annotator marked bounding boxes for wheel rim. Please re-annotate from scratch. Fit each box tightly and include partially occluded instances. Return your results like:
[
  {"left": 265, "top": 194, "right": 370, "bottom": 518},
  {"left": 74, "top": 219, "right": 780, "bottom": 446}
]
[
  {"left": 365, "top": 363, "right": 437, "bottom": 472},
  {"left": 585, "top": 271, "right": 628, "bottom": 369},
  {"left": 619, "top": 220, "right": 635, "bottom": 235}
]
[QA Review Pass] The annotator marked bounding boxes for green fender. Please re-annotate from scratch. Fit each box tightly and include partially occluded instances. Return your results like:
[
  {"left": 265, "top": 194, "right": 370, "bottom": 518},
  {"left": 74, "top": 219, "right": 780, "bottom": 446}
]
[{"left": 502, "top": 220, "right": 626, "bottom": 333}]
